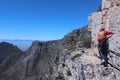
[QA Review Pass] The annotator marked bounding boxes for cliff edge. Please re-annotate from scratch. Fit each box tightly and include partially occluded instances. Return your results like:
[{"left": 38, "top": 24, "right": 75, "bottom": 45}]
[{"left": 0, "top": 0, "right": 120, "bottom": 80}]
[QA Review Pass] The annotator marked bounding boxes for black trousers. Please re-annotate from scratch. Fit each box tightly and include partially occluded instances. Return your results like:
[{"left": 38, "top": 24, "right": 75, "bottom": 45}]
[{"left": 98, "top": 40, "right": 109, "bottom": 60}]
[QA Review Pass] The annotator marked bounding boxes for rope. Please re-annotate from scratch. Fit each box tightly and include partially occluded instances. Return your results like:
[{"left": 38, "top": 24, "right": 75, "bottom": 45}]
[{"left": 107, "top": 61, "right": 120, "bottom": 71}]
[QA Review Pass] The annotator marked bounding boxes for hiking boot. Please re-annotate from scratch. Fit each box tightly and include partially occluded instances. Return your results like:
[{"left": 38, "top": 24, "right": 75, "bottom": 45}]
[
  {"left": 101, "top": 59, "right": 104, "bottom": 63},
  {"left": 104, "top": 61, "right": 108, "bottom": 67},
  {"left": 100, "top": 59, "right": 105, "bottom": 65},
  {"left": 101, "top": 61, "right": 108, "bottom": 67}
]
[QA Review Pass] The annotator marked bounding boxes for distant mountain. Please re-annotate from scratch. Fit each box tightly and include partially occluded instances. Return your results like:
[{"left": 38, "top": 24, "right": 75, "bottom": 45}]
[
  {"left": 0, "top": 40, "right": 33, "bottom": 51},
  {"left": 1, "top": 0, "right": 120, "bottom": 80},
  {"left": 0, "top": 42, "right": 23, "bottom": 74},
  {"left": 0, "top": 26, "right": 91, "bottom": 80}
]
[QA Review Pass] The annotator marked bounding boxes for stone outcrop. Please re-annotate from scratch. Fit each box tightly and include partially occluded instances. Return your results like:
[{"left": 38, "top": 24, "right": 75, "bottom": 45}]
[
  {"left": 115, "top": 0, "right": 120, "bottom": 6},
  {"left": 0, "top": 42, "right": 23, "bottom": 75},
  {"left": 0, "top": 0, "right": 120, "bottom": 80},
  {"left": 89, "top": 0, "right": 120, "bottom": 79},
  {"left": 0, "top": 26, "right": 91, "bottom": 80}
]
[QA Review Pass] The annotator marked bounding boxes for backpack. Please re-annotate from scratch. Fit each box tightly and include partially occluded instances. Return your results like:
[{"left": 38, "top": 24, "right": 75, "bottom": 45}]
[{"left": 98, "top": 31, "right": 106, "bottom": 41}]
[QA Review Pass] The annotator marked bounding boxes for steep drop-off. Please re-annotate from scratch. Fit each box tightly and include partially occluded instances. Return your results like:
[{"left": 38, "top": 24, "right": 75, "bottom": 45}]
[
  {"left": 0, "top": 26, "right": 90, "bottom": 80},
  {"left": 0, "top": 0, "right": 120, "bottom": 80}
]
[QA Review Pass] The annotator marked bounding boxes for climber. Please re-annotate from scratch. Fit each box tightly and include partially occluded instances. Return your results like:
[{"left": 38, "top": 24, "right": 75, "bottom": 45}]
[{"left": 97, "top": 27, "right": 114, "bottom": 66}]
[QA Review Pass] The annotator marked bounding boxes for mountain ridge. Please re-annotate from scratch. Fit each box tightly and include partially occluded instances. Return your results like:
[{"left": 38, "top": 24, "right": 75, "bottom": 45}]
[
  {"left": 0, "top": 26, "right": 91, "bottom": 80},
  {"left": 0, "top": 0, "right": 120, "bottom": 80},
  {"left": 0, "top": 40, "right": 33, "bottom": 51}
]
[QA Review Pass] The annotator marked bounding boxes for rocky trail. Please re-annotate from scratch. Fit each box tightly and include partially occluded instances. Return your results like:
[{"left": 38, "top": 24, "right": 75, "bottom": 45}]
[
  {"left": 68, "top": 47, "right": 120, "bottom": 80},
  {"left": 0, "top": 0, "right": 120, "bottom": 80}
]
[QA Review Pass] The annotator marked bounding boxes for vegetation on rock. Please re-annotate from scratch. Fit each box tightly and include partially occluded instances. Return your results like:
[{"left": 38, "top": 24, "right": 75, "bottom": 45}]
[
  {"left": 97, "top": 4, "right": 102, "bottom": 12},
  {"left": 71, "top": 54, "right": 82, "bottom": 61},
  {"left": 80, "top": 36, "right": 91, "bottom": 48}
]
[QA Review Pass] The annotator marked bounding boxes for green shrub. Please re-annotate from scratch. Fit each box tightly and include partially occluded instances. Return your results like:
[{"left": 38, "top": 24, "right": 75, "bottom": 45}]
[
  {"left": 71, "top": 54, "right": 82, "bottom": 61},
  {"left": 76, "top": 30, "right": 80, "bottom": 36},
  {"left": 54, "top": 56, "right": 59, "bottom": 65},
  {"left": 80, "top": 36, "right": 91, "bottom": 48},
  {"left": 68, "top": 44, "right": 76, "bottom": 51},
  {"left": 67, "top": 70, "right": 72, "bottom": 76},
  {"left": 55, "top": 74, "right": 65, "bottom": 80},
  {"left": 97, "top": 4, "right": 102, "bottom": 12}
]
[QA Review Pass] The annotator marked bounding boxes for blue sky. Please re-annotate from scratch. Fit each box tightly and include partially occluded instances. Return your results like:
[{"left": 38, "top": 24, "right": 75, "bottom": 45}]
[{"left": 0, "top": 0, "right": 101, "bottom": 40}]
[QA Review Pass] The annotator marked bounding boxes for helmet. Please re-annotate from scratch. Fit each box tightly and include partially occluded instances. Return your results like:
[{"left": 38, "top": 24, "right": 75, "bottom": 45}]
[{"left": 100, "top": 28, "right": 105, "bottom": 31}]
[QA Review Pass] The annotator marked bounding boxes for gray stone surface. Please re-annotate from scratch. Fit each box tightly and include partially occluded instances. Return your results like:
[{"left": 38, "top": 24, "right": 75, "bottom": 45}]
[
  {"left": 89, "top": 0, "right": 120, "bottom": 80},
  {"left": 0, "top": 0, "right": 120, "bottom": 80}
]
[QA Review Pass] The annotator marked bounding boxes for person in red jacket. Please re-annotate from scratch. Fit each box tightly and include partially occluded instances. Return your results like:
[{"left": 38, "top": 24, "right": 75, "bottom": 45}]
[{"left": 97, "top": 28, "right": 114, "bottom": 66}]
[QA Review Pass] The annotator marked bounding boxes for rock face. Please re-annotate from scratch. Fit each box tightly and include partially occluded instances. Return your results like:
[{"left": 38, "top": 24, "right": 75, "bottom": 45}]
[
  {"left": 25, "top": 40, "right": 62, "bottom": 80},
  {"left": 0, "top": 42, "right": 22, "bottom": 63},
  {"left": 0, "top": 0, "right": 120, "bottom": 80},
  {"left": 0, "top": 26, "right": 91, "bottom": 80},
  {"left": 89, "top": 0, "right": 120, "bottom": 80},
  {"left": 0, "top": 42, "right": 23, "bottom": 79}
]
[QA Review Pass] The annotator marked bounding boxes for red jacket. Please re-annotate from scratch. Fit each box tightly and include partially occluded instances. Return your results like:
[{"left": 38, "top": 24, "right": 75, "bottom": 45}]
[
  {"left": 105, "top": 31, "right": 114, "bottom": 35},
  {"left": 98, "top": 31, "right": 114, "bottom": 41}
]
